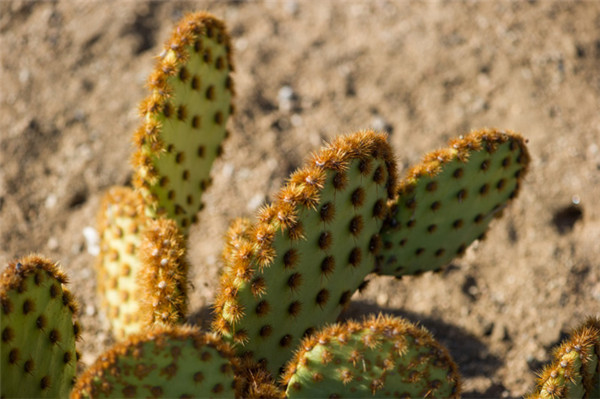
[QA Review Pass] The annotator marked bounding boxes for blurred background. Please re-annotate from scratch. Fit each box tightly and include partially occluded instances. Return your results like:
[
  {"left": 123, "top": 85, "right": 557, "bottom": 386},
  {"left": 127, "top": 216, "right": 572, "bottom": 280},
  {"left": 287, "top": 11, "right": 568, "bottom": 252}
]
[{"left": 1, "top": 2, "right": 599, "bottom": 397}]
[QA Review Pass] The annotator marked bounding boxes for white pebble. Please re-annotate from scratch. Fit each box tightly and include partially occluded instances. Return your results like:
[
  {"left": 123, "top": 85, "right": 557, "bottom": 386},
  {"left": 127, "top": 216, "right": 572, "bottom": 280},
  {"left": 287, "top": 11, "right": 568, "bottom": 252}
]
[
  {"left": 45, "top": 195, "right": 57, "bottom": 209},
  {"left": 83, "top": 227, "right": 100, "bottom": 256},
  {"left": 85, "top": 304, "right": 96, "bottom": 316},
  {"left": 47, "top": 237, "right": 59, "bottom": 250}
]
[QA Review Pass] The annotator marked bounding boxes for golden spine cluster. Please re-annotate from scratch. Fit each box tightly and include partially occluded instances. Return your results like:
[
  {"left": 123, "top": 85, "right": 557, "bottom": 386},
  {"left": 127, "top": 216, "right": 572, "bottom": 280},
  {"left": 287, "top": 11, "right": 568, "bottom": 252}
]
[
  {"left": 396, "top": 129, "right": 530, "bottom": 199},
  {"left": 138, "top": 218, "right": 189, "bottom": 326}
]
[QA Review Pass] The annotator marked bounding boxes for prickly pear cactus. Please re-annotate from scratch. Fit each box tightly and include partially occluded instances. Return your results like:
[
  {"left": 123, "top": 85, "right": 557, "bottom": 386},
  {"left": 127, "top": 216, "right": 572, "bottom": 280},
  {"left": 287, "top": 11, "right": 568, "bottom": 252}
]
[
  {"left": 213, "top": 130, "right": 397, "bottom": 377},
  {"left": 72, "top": 325, "right": 238, "bottom": 399},
  {"left": 378, "top": 129, "right": 530, "bottom": 277},
  {"left": 132, "top": 11, "right": 234, "bottom": 234},
  {"left": 138, "top": 217, "right": 189, "bottom": 327},
  {"left": 282, "top": 314, "right": 461, "bottom": 398},
  {"left": 96, "top": 186, "right": 147, "bottom": 339},
  {"left": 1, "top": 255, "right": 81, "bottom": 398},
  {"left": 526, "top": 317, "right": 600, "bottom": 399}
]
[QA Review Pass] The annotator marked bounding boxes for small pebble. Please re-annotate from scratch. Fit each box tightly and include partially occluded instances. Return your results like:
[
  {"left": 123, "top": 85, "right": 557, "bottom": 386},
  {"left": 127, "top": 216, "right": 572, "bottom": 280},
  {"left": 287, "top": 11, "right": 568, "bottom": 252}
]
[
  {"left": 285, "top": 0, "right": 299, "bottom": 15},
  {"left": 47, "top": 237, "right": 59, "bottom": 250},
  {"left": 85, "top": 304, "right": 96, "bottom": 316},
  {"left": 45, "top": 195, "right": 57, "bottom": 209},
  {"left": 291, "top": 113, "right": 303, "bottom": 127},
  {"left": 83, "top": 226, "right": 100, "bottom": 256},
  {"left": 222, "top": 162, "right": 234, "bottom": 179},
  {"left": 278, "top": 85, "right": 295, "bottom": 112},
  {"left": 376, "top": 293, "right": 388, "bottom": 306}
]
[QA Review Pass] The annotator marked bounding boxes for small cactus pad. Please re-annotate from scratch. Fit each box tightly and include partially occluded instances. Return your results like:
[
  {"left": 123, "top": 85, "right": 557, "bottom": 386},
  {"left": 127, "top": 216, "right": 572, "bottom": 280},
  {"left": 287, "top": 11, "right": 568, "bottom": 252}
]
[
  {"left": 96, "top": 186, "right": 147, "bottom": 339},
  {"left": 72, "top": 325, "right": 240, "bottom": 399},
  {"left": 1, "top": 255, "right": 80, "bottom": 398},
  {"left": 138, "top": 217, "right": 189, "bottom": 327},
  {"left": 378, "top": 129, "right": 530, "bottom": 277},
  {"left": 132, "top": 12, "right": 234, "bottom": 234},
  {"left": 526, "top": 317, "right": 600, "bottom": 399},
  {"left": 282, "top": 314, "right": 461, "bottom": 398},
  {"left": 213, "top": 130, "right": 397, "bottom": 377}
]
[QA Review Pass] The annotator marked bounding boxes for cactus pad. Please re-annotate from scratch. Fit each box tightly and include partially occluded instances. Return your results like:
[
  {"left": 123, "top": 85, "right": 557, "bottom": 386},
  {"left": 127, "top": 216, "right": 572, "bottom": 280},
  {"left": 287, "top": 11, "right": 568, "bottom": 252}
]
[
  {"left": 378, "top": 129, "right": 530, "bottom": 277},
  {"left": 1, "top": 255, "right": 80, "bottom": 398},
  {"left": 526, "top": 317, "right": 600, "bottom": 399},
  {"left": 96, "top": 186, "right": 147, "bottom": 339},
  {"left": 132, "top": 12, "right": 234, "bottom": 234},
  {"left": 282, "top": 314, "right": 461, "bottom": 398},
  {"left": 213, "top": 130, "right": 397, "bottom": 377},
  {"left": 72, "top": 325, "right": 241, "bottom": 398},
  {"left": 138, "top": 217, "right": 189, "bottom": 327}
]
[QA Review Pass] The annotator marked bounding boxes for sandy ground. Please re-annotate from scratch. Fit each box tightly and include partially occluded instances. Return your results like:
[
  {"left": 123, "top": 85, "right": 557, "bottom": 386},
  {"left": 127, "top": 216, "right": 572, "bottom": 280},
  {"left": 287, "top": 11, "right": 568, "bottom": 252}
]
[{"left": 1, "top": 1, "right": 599, "bottom": 397}]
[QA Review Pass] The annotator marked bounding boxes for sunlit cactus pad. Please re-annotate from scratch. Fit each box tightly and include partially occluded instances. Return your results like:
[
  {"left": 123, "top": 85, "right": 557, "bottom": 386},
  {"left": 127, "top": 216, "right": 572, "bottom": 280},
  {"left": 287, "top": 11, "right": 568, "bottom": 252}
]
[
  {"left": 138, "top": 217, "right": 189, "bottom": 327},
  {"left": 1, "top": 255, "right": 80, "bottom": 398},
  {"left": 133, "top": 12, "right": 234, "bottom": 234},
  {"left": 282, "top": 314, "right": 461, "bottom": 398},
  {"left": 96, "top": 186, "right": 147, "bottom": 339},
  {"left": 378, "top": 129, "right": 530, "bottom": 277},
  {"left": 526, "top": 317, "right": 600, "bottom": 399},
  {"left": 72, "top": 325, "right": 240, "bottom": 399},
  {"left": 213, "top": 130, "right": 397, "bottom": 377}
]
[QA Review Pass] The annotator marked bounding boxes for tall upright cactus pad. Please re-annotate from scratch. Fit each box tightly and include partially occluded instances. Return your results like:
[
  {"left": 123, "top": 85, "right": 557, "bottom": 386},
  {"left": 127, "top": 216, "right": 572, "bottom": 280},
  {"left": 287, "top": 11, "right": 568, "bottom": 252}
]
[
  {"left": 132, "top": 12, "right": 234, "bottom": 234},
  {"left": 72, "top": 325, "right": 241, "bottom": 399},
  {"left": 378, "top": 129, "right": 530, "bottom": 277},
  {"left": 213, "top": 130, "right": 397, "bottom": 377},
  {"left": 138, "top": 217, "right": 189, "bottom": 327},
  {"left": 526, "top": 317, "right": 600, "bottom": 399},
  {"left": 282, "top": 314, "right": 461, "bottom": 398},
  {"left": 1, "top": 255, "right": 81, "bottom": 398},
  {"left": 96, "top": 186, "right": 147, "bottom": 339}
]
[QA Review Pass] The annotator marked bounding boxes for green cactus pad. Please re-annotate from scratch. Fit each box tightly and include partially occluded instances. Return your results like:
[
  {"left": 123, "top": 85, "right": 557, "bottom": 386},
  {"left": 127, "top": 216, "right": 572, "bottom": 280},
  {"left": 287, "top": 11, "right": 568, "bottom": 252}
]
[
  {"left": 526, "top": 317, "right": 600, "bottom": 399},
  {"left": 132, "top": 12, "right": 234, "bottom": 234},
  {"left": 282, "top": 314, "right": 461, "bottom": 398},
  {"left": 138, "top": 217, "right": 189, "bottom": 327},
  {"left": 1, "top": 255, "right": 81, "bottom": 398},
  {"left": 378, "top": 129, "right": 530, "bottom": 277},
  {"left": 213, "top": 130, "right": 397, "bottom": 377},
  {"left": 71, "top": 325, "right": 240, "bottom": 399},
  {"left": 96, "top": 186, "right": 147, "bottom": 340}
]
